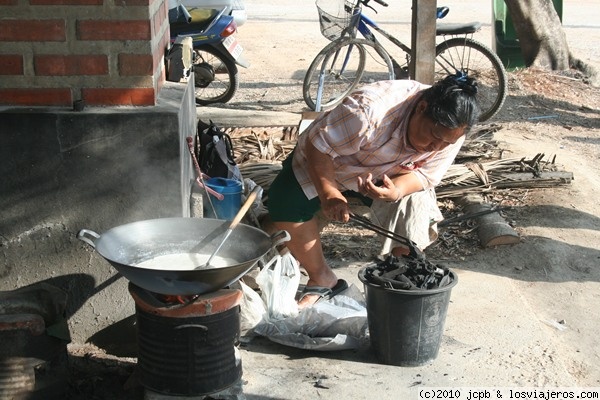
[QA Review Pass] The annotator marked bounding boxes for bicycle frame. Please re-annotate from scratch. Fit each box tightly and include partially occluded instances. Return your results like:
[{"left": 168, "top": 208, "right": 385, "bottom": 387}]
[
  {"left": 308, "top": 1, "right": 507, "bottom": 119},
  {"left": 354, "top": 1, "right": 453, "bottom": 67},
  {"left": 357, "top": 12, "right": 411, "bottom": 56}
]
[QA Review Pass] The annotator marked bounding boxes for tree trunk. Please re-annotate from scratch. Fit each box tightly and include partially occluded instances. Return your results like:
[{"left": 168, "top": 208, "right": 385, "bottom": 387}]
[
  {"left": 503, "top": 0, "right": 569, "bottom": 69},
  {"left": 503, "top": 0, "right": 598, "bottom": 85}
]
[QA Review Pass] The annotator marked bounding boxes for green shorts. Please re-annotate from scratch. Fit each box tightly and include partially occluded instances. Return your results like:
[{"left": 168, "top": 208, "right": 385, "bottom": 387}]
[
  {"left": 267, "top": 153, "right": 321, "bottom": 222},
  {"left": 267, "top": 153, "right": 372, "bottom": 222}
]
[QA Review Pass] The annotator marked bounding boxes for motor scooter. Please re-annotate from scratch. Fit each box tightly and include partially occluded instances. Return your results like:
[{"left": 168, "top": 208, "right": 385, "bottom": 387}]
[{"left": 169, "top": 3, "right": 249, "bottom": 105}]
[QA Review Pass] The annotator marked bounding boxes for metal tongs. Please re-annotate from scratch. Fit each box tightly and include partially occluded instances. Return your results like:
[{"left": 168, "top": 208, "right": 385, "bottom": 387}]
[{"left": 349, "top": 213, "right": 425, "bottom": 260}]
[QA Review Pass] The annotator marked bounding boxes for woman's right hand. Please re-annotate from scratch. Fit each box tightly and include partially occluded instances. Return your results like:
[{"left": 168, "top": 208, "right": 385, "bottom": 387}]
[{"left": 320, "top": 191, "right": 350, "bottom": 223}]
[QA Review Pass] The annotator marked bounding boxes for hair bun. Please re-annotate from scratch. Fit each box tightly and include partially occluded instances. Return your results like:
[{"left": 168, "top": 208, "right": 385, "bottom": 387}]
[
  {"left": 440, "top": 72, "right": 478, "bottom": 95},
  {"left": 424, "top": 72, "right": 481, "bottom": 130}
]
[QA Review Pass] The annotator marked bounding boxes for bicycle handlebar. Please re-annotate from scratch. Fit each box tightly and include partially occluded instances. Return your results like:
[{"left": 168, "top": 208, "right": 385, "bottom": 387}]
[
  {"left": 360, "top": 0, "right": 449, "bottom": 20},
  {"left": 360, "top": 0, "right": 388, "bottom": 14},
  {"left": 371, "top": 0, "right": 388, "bottom": 7}
]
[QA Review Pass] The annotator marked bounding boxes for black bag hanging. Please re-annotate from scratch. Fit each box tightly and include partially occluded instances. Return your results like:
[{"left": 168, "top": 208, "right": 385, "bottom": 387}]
[{"left": 195, "top": 119, "right": 242, "bottom": 181}]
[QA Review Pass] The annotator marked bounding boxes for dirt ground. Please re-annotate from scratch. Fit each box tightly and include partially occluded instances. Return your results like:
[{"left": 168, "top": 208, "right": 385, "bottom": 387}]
[
  {"left": 65, "top": 69, "right": 600, "bottom": 400},
  {"left": 63, "top": 2, "right": 600, "bottom": 398}
]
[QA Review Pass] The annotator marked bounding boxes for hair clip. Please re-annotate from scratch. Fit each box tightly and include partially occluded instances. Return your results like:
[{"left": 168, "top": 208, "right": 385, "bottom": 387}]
[{"left": 451, "top": 71, "right": 467, "bottom": 83}]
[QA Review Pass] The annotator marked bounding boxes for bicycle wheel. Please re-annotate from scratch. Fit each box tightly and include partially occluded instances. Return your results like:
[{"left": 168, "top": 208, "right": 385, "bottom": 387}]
[
  {"left": 303, "top": 37, "right": 394, "bottom": 111},
  {"left": 193, "top": 45, "right": 239, "bottom": 106},
  {"left": 435, "top": 38, "right": 507, "bottom": 122}
]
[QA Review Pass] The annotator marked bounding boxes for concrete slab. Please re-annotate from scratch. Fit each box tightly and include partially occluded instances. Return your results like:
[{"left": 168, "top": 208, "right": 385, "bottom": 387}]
[{"left": 197, "top": 106, "right": 301, "bottom": 128}]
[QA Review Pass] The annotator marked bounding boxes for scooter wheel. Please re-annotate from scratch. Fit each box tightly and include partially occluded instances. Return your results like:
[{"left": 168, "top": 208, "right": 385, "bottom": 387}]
[{"left": 193, "top": 46, "right": 239, "bottom": 105}]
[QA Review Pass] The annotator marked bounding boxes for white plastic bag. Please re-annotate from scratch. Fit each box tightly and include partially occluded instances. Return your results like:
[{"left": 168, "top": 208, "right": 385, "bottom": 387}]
[
  {"left": 253, "top": 284, "right": 369, "bottom": 350},
  {"left": 233, "top": 279, "right": 267, "bottom": 337},
  {"left": 247, "top": 249, "right": 369, "bottom": 351},
  {"left": 255, "top": 251, "right": 301, "bottom": 320}
]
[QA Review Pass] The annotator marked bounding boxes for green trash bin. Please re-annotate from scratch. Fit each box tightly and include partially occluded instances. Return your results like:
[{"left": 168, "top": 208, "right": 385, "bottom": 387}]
[{"left": 492, "top": 0, "right": 563, "bottom": 70}]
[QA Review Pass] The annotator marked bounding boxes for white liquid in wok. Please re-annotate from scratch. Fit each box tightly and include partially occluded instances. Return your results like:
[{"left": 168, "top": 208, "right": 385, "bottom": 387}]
[{"left": 135, "top": 253, "right": 241, "bottom": 270}]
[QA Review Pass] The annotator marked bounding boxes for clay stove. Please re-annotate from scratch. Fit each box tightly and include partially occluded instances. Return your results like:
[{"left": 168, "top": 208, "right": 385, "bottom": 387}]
[{"left": 128, "top": 283, "right": 243, "bottom": 398}]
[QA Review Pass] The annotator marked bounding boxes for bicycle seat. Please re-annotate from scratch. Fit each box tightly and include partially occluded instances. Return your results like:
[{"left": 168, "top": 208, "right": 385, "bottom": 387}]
[{"left": 436, "top": 21, "right": 482, "bottom": 35}]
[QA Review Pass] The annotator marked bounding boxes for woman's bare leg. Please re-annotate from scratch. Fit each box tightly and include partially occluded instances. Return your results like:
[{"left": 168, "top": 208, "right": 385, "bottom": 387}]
[{"left": 271, "top": 217, "right": 338, "bottom": 307}]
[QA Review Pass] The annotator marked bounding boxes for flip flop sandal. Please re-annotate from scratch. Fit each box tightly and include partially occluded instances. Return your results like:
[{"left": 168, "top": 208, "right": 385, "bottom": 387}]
[{"left": 298, "top": 279, "right": 349, "bottom": 303}]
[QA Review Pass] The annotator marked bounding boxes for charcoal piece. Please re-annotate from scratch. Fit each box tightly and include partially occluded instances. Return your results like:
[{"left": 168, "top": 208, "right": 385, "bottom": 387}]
[{"left": 363, "top": 255, "right": 452, "bottom": 290}]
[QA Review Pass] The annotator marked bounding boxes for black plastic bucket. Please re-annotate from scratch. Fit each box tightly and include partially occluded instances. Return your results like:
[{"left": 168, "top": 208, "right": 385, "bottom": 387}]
[{"left": 358, "top": 266, "right": 457, "bottom": 366}]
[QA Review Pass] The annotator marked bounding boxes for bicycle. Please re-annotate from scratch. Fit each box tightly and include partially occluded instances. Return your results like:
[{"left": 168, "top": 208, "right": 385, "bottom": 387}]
[{"left": 302, "top": 0, "right": 508, "bottom": 122}]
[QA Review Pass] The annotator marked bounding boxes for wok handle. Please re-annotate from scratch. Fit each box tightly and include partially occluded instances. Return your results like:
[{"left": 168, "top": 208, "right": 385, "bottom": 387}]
[
  {"left": 77, "top": 229, "right": 100, "bottom": 248},
  {"left": 270, "top": 230, "right": 290, "bottom": 249}
]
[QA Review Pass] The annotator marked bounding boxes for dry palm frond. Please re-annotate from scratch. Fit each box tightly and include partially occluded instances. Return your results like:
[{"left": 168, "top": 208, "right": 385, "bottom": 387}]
[
  {"left": 456, "top": 124, "right": 504, "bottom": 161},
  {"left": 227, "top": 126, "right": 298, "bottom": 163},
  {"left": 239, "top": 162, "right": 282, "bottom": 201},
  {"left": 437, "top": 154, "right": 570, "bottom": 199}
]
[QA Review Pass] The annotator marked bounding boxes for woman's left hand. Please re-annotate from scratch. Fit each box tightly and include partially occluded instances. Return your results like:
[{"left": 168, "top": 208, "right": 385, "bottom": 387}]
[{"left": 357, "top": 174, "right": 400, "bottom": 202}]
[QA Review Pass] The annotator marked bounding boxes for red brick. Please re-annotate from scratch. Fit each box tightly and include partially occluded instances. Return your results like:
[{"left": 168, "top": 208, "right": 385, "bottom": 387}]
[
  {"left": 152, "top": 6, "right": 160, "bottom": 36},
  {"left": 81, "top": 87, "right": 155, "bottom": 105},
  {"left": 0, "top": 0, "right": 18, "bottom": 5},
  {"left": 77, "top": 20, "right": 151, "bottom": 41},
  {"left": 0, "top": 20, "right": 66, "bottom": 42},
  {"left": 34, "top": 54, "right": 108, "bottom": 76},
  {"left": 0, "top": 54, "right": 23, "bottom": 75},
  {"left": 0, "top": 88, "right": 72, "bottom": 106},
  {"left": 30, "top": 0, "right": 102, "bottom": 4},
  {"left": 118, "top": 54, "right": 153, "bottom": 76}
]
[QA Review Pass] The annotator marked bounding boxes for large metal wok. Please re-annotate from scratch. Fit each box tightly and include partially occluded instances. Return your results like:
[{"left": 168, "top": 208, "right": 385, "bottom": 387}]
[{"left": 78, "top": 218, "right": 287, "bottom": 295}]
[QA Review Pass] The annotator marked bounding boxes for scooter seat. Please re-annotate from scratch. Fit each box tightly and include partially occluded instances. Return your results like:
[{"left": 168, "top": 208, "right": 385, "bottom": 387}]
[{"left": 170, "top": 8, "right": 218, "bottom": 36}]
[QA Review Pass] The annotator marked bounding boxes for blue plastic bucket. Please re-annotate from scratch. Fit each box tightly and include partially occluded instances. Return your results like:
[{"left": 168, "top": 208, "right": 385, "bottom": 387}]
[{"left": 203, "top": 177, "right": 242, "bottom": 220}]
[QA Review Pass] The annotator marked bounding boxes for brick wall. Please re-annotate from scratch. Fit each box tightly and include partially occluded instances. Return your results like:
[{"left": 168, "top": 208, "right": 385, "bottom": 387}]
[{"left": 0, "top": 0, "right": 170, "bottom": 106}]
